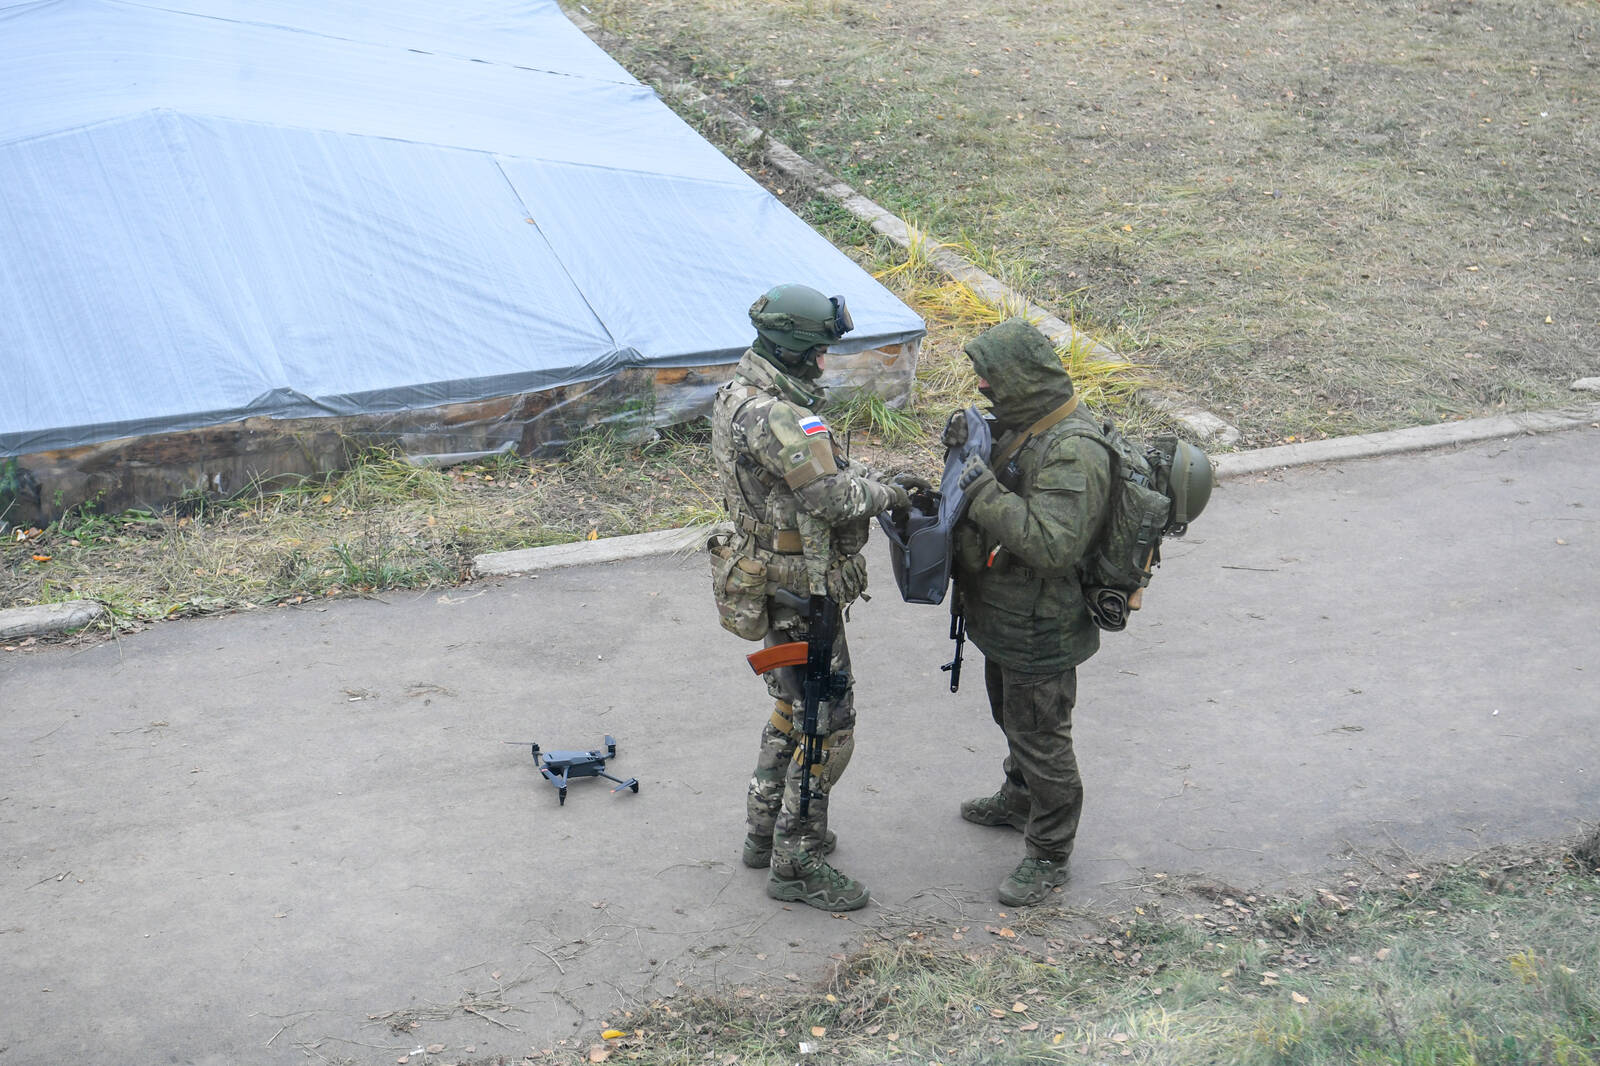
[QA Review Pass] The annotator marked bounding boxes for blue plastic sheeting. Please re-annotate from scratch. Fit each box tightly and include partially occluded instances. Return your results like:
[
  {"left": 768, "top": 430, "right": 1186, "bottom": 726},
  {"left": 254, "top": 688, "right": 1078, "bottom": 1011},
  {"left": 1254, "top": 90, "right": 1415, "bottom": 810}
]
[{"left": 0, "top": 0, "right": 925, "bottom": 456}]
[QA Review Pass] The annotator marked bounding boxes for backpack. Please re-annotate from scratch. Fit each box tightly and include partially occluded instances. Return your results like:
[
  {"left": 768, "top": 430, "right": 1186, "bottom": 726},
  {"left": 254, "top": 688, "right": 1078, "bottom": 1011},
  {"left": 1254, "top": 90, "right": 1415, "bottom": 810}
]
[{"left": 1059, "top": 421, "right": 1212, "bottom": 632}]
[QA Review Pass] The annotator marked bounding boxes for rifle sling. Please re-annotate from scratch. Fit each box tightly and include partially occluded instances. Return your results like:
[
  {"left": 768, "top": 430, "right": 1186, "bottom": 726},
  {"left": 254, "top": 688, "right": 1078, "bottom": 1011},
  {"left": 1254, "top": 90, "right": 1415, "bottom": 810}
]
[{"left": 989, "top": 394, "right": 1080, "bottom": 473}]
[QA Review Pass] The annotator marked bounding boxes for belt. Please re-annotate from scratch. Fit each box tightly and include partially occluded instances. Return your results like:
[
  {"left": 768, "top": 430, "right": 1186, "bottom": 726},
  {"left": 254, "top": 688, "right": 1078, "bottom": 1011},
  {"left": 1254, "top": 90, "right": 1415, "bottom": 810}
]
[{"left": 736, "top": 512, "right": 803, "bottom": 554}]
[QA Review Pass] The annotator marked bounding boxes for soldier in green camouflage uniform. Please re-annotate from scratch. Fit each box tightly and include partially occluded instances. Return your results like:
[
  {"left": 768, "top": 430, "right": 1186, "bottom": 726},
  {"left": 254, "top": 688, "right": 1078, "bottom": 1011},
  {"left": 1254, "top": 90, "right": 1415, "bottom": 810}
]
[
  {"left": 945, "top": 318, "right": 1113, "bottom": 907},
  {"left": 709, "top": 283, "right": 912, "bottom": 912}
]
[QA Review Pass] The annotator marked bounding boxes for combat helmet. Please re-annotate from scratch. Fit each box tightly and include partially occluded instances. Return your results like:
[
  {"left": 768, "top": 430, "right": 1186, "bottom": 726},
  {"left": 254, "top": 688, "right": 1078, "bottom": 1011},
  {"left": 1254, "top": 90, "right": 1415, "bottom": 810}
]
[
  {"left": 1162, "top": 438, "right": 1213, "bottom": 532},
  {"left": 749, "top": 283, "right": 853, "bottom": 377}
]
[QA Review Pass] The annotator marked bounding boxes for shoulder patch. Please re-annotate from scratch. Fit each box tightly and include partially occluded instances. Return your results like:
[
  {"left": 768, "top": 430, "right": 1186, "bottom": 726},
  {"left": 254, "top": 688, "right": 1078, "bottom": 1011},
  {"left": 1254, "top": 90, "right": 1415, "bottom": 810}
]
[{"left": 766, "top": 403, "right": 833, "bottom": 490}]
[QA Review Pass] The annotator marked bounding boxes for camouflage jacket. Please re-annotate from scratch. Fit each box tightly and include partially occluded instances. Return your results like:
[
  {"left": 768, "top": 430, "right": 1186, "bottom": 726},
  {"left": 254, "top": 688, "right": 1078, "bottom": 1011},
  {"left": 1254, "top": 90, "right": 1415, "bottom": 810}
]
[
  {"left": 712, "top": 350, "right": 896, "bottom": 597},
  {"left": 953, "top": 321, "right": 1113, "bottom": 672}
]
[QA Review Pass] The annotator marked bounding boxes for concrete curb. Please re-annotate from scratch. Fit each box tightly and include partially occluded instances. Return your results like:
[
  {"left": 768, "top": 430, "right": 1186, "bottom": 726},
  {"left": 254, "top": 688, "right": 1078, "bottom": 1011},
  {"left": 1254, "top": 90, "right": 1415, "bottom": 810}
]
[
  {"left": 467, "top": 400, "right": 1600, "bottom": 576},
  {"left": 1213, "top": 402, "right": 1600, "bottom": 479},
  {"left": 567, "top": 12, "right": 1242, "bottom": 446},
  {"left": 471, "top": 525, "right": 708, "bottom": 578},
  {"left": 0, "top": 600, "right": 105, "bottom": 642}
]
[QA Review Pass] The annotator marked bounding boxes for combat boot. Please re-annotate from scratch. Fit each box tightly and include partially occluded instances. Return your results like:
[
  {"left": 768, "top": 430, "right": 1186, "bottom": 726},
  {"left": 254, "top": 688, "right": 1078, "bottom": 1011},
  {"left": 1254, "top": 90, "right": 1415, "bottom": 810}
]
[
  {"left": 742, "top": 829, "right": 836, "bottom": 869},
  {"left": 767, "top": 850, "right": 869, "bottom": 911},
  {"left": 960, "top": 791, "right": 1027, "bottom": 832},
  {"left": 998, "top": 856, "right": 1069, "bottom": 906}
]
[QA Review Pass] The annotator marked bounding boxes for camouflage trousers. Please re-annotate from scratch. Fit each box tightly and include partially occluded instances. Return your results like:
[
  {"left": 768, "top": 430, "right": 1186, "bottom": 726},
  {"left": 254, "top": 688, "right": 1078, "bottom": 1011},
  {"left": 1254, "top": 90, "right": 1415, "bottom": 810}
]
[
  {"left": 745, "top": 605, "right": 856, "bottom": 864},
  {"left": 983, "top": 657, "right": 1083, "bottom": 863}
]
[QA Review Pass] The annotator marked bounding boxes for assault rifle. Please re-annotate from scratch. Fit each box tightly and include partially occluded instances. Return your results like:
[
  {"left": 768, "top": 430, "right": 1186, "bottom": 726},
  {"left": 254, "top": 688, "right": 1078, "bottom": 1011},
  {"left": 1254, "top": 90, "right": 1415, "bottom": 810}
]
[
  {"left": 942, "top": 582, "right": 966, "bottom": 693},
  {"left": 745, "top": 590, "right": 848, "bottom": 817}
]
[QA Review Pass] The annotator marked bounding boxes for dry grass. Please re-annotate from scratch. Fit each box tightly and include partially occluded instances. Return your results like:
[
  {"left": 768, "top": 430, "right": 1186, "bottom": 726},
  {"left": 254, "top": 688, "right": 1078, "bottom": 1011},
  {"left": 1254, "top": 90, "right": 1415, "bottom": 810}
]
[
  {"left": 1, "top": 430, "right": 725, "bottom": 626},
  {"left": 583, "top": 0, "right": 1600, "bottom": 448},
  {"left": 533, "top": 836, "right": 1600, "bottom": 1065}
]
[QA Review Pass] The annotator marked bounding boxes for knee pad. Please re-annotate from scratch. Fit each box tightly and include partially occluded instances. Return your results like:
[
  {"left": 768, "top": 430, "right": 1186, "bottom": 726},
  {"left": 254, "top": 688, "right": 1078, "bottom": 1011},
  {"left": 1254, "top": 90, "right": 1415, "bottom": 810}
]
[{"left": 793, "top": 728, "right": 854, "bottom": 792}]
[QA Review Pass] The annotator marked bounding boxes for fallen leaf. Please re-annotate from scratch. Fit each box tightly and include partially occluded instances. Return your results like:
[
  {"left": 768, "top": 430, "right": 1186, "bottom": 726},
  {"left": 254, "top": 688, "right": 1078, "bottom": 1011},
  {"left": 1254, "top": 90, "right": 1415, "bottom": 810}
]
[
  {"left": 32, "top": 554, "right": 50, "bottom": 562},
  {"left": 1012, "top": 1002, "right": 1027, "bottom": 1013},
  {"left": 1020, "top": 1022, "right": 1039, "bottom": 1032},
  {"left": 426, "top": 1046, "right": 444, "bottom": 1054},
  {"left": 601, "top": 1029, "right": 625, "bottom": 1040},
  {"left": 1292, "top": 992, "right": 1309, "bottom": 1004},
  {"left": 586, "top": 529, "right": 600, "bottom": 541},
  {"left": 588, "top": 1045, "right": 612, "bottom": 1063},
  {"left": 811, "top": 1026, "right": 826, "bottom": 1038},
  {"left": 1112, "top": 1032, "right": 1130, "bottom": 1043}
]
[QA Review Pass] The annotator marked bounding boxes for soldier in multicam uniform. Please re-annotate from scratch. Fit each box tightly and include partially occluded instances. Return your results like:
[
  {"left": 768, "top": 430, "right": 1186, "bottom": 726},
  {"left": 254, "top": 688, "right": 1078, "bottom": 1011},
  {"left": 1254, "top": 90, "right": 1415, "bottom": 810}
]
[
  {"left": 708, "top": 283, "right": 915, "bottom": 912},
  {"left": 943, "top": 318, "right": 1114, "bottom": 907}
]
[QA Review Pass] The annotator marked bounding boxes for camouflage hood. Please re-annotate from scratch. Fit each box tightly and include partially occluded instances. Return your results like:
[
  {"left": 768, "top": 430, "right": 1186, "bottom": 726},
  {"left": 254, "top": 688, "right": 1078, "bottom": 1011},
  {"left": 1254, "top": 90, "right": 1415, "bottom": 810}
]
[{"left": 963, "top": 318, "right": 1075, "bottom": 430}]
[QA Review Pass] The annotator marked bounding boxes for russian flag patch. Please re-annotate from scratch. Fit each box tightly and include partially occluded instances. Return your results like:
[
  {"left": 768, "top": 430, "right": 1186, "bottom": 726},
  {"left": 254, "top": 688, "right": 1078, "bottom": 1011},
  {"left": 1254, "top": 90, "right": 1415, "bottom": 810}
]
[{"left": 799, "top": 415, "right": 829, "bottom": 436}]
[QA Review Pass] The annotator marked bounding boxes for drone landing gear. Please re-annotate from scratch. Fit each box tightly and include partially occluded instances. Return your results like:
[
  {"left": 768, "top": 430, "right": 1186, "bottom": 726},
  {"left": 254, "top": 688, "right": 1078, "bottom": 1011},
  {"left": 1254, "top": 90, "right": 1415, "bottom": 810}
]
[{"left": 530, "top": 734, "right": 639, "bottom": 805}]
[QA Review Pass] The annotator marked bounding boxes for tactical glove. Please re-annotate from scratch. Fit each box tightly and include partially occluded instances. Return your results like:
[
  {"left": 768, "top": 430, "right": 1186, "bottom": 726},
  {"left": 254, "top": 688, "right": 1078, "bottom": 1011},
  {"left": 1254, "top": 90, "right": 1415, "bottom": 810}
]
[
  {"left": 958, "top": 454, "right": 994, "bottom": 492},
  {"left": 890, "top": 472, "right": 933, "bottom": 496},
  {"left": 941, "top": 409, "right": 969, "bottom": 449},
  {"left": 883, "top": 481, "right": 913, "bottom": 512}
]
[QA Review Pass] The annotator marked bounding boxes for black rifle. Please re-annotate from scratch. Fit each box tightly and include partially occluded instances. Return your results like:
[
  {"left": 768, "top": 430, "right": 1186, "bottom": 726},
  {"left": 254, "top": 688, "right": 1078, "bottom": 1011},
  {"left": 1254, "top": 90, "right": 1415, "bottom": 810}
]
[
  {"left": 744, "top": 590, "right": 848, "bottom": 818},
  {"left": 942, "top": 583, "right": 966, "bottom": 693},
  {"left": 796, "top": 592, "right": 846, "bottom": 817}
]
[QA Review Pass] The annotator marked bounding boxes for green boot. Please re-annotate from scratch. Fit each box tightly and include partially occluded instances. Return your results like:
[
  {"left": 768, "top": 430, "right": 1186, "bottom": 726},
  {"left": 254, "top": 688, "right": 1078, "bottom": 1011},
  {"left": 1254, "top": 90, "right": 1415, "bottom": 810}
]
[
  {"left": 742, "top": 829, "right": 836, "bottom": 869},
  {"left": 960, "top": 791, "right": 1027, "bottom": 832},
  {"left": 998, "top": 856, "right": 1069, "bottom": 906},
  {"left": 767, "top": 850, "right": 869, "bottom": 911}
]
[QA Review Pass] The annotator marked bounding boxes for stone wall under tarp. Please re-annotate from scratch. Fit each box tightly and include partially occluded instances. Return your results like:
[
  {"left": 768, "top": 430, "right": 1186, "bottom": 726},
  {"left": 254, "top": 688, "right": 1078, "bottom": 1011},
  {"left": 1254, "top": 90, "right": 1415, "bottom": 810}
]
[{"left": 0, "top": 340, "right": 917, "bottom": 527}]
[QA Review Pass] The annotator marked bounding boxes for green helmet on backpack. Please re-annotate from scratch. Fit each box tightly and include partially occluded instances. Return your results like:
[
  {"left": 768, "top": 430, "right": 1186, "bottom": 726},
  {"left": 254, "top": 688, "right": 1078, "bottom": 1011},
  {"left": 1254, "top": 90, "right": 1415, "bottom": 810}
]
[
  {"left": 749, "top": 283, "right": 854, "bottom": 379},
  {"left": 1163, "top": 439, "right": 1213, "bottom": 531}
]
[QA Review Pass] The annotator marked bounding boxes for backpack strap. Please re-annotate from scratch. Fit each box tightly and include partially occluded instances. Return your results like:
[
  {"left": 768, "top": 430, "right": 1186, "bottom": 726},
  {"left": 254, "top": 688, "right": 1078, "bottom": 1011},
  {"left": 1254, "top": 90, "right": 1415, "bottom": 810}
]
[{"left": 990, "top": 395, "right": 1079, "bottom": 473}]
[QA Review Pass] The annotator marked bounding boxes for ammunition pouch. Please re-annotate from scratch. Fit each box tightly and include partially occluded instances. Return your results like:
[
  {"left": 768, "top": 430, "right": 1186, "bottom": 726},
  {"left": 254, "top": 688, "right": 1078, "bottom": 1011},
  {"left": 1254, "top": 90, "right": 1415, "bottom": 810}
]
[
  {"left": 764, "top": 551, "right": 869, "bottom": 606},
  {"left": 707, "top": 527, "right": 770, "bottom": 640}
]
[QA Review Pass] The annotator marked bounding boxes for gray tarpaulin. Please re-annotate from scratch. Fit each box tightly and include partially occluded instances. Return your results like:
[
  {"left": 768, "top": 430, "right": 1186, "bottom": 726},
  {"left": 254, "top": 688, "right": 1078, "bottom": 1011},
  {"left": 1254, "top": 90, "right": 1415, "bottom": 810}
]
[{"left": 0, "top": 0, "right": 924, "bottom": 457}]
